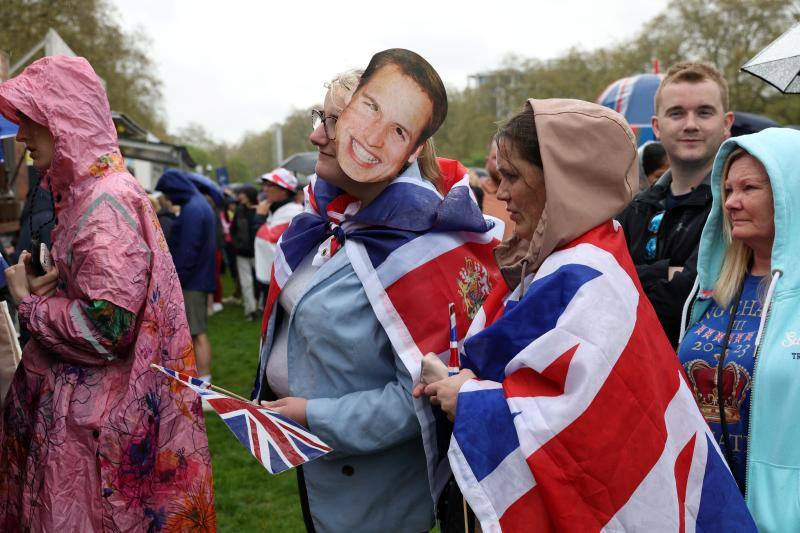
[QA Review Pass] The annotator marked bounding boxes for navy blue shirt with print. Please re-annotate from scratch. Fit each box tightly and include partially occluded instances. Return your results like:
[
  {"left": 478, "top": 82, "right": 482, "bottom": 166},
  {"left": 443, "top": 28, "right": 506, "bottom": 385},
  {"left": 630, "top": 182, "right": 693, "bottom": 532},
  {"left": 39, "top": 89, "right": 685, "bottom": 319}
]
[{"left": 678, "top": 274, "right": 763, "bottom": 492}]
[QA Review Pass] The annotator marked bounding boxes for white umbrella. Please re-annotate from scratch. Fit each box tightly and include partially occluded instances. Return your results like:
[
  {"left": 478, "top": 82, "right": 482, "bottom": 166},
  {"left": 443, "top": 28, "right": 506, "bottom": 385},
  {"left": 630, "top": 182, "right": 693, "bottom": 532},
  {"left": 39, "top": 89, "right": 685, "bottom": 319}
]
[{"left": 742, "top": 22, "right": 800, "bottom": 93}]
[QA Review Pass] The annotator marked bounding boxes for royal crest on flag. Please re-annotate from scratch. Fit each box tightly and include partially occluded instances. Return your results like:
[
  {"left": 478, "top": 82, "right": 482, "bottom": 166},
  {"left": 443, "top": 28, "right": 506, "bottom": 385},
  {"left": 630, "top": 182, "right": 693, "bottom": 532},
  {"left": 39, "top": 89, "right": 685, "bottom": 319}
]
[{"left": 153, "top": 364, "right": 331, "bottom": 474}]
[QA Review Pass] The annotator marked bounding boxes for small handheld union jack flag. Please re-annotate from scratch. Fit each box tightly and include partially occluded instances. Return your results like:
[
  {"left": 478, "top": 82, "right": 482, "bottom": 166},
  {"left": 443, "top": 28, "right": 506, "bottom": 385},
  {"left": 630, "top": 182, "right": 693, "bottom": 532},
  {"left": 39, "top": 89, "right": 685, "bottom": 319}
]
[
  {"left": 152, "top": 364, "right": 332, "bottom": 474},
  {"left": 448, "top": 302, "right": 460, "bottom": 376}
]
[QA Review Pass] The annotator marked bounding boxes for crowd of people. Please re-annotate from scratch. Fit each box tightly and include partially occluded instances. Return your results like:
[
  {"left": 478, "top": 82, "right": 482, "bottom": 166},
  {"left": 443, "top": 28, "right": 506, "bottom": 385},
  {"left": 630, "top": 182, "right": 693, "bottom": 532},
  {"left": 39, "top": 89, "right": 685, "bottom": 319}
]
[{"left": 0, "top": 47, "right": 794, "bottom": 532}]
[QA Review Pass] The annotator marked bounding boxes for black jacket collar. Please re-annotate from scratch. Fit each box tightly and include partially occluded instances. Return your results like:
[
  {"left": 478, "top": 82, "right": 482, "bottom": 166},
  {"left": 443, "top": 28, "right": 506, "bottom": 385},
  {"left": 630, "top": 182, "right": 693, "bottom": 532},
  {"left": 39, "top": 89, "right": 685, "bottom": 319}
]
[{"left": 636, "top": 169, "right": 712, "bottom": 209}]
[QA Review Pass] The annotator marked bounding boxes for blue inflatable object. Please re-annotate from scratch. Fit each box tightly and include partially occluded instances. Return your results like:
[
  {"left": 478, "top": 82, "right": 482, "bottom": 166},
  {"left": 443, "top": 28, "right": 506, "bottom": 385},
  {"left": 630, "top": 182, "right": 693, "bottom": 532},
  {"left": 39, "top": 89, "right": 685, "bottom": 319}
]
[{"left": 598, "top": 73, "right": 663, "bottom": 147}]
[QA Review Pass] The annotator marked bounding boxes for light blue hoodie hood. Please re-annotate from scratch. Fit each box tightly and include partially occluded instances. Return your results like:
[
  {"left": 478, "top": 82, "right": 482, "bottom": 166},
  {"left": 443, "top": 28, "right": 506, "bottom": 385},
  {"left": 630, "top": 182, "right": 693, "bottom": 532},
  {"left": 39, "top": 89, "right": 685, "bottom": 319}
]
[
  {"left": 687, "top": 127, "right": 800, "bottom": 532},
  {"left": 694, "top": 127, "right": 800, "bottom": 296}
]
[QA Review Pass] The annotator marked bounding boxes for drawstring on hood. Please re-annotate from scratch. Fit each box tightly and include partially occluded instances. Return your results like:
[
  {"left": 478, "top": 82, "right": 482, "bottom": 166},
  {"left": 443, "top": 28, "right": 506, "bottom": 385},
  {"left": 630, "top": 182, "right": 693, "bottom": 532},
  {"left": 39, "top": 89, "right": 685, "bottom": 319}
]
[
  {"left": 679, "top": 276, "right": 701, "bottom": 343},
  {"left": 494, "top": 98, "right": 638, "bottom": 289},
  {"left": 518, "top": 259, "right": 529, "bottom": 299},
  {"left": 755, "top": 269, "right": 781, "bottom": 349}
]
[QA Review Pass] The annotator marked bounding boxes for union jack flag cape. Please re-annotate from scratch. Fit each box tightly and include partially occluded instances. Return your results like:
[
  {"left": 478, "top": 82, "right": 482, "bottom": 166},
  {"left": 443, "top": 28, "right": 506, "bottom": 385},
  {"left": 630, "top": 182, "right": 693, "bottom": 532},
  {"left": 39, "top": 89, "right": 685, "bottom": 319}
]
[
  {"left": 152, "top": 365, "right": 332, "bottom": 474},
  {"left": 252, "top": 162, "right": 504, "bottom": 495},
  {"left": 450, "top": 221, "right": 756, "bottom": 532}
]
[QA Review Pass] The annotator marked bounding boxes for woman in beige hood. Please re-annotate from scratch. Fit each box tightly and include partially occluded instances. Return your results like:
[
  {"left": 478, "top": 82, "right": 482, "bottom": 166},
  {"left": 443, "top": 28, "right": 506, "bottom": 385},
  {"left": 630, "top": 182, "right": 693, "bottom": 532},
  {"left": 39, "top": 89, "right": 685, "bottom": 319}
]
[{"left": 418, "top": 99, "right": 753, "bottom": 531}]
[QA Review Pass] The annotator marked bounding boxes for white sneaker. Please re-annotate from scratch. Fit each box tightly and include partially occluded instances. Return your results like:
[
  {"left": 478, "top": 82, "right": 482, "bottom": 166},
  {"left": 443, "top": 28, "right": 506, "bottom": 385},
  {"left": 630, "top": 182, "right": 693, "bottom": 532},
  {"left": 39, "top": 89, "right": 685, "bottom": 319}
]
[{"left": 212, "top": 303, "right": 223, "bottom": 313}]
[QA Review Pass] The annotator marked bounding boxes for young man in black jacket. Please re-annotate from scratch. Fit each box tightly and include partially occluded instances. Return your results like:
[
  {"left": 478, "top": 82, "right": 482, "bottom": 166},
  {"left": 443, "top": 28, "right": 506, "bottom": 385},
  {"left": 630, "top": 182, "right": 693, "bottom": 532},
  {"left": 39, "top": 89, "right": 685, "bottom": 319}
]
[{"left": 617, "top": 62, "right": 733, "bottom": 347}]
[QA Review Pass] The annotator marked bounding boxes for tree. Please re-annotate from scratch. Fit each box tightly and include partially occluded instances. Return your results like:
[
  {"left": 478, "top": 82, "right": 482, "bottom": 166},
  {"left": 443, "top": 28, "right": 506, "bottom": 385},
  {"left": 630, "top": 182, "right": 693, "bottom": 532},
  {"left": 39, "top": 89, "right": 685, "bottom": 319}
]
[
  {"left": 280, "top": 107, "right": 316, "bottom": 161},
  {"left": 0, "top": 0, "right": 166, "bottom": 137},
  {"left": 433, "top": 0, "right": 800, "bottom": 164},
  {"left": 635, "top": 0, "right": 798, "bottom": 121}
]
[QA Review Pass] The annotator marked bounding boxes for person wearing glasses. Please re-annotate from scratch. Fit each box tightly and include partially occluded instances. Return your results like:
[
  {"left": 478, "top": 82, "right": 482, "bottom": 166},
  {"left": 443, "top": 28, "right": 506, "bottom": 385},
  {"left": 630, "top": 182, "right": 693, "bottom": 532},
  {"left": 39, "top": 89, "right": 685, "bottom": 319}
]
[
  {"left": 252, "top": 50, "right": 502, "bottom": 532},
  {"left": 616, "top": 62, "right": 733, "bottom": 347}
]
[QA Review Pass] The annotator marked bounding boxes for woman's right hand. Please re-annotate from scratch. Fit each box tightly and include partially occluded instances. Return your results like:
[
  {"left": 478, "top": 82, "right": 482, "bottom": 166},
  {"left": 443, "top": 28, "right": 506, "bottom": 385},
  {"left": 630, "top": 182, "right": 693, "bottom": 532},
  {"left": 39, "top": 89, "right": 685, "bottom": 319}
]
[
  {"left": 413, "top": 353, "right": 450, "bottom": 398},
  {"left": 20, "top": 251, "right": 58, "bottom": 297},
  {"left": 422, "top": 369, "right": 476, "bottom": 422},
  {"left": 5, "top": 254, "right": 31, "bottom": 305}
]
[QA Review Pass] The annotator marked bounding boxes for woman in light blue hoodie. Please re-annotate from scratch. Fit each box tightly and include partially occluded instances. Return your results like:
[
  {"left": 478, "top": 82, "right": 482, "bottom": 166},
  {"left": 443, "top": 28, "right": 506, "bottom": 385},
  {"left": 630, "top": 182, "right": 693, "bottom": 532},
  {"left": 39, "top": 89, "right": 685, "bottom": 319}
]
[{"left": 678, "top": 127, "right": 800, "bottom": 531}]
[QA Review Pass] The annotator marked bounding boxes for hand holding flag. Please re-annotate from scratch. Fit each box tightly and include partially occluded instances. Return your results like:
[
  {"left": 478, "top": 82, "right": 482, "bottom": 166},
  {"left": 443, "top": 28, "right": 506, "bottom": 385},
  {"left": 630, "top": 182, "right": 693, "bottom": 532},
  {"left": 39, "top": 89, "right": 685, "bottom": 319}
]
[
  {"left": 414, "top": 304, "right": 476, "bottom": 421},
  {"left": 151, "top": 364, "right": 331, "bottom": 474}
]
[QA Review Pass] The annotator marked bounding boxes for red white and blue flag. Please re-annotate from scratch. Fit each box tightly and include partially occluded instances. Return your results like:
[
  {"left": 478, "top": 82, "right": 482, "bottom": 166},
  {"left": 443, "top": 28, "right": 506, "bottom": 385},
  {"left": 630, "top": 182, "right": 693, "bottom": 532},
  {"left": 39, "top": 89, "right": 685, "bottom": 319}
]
[
  {"left": 597, "top": 73, "right": 663, "bottom": 147},
  {"left": 253, "top": 163, "right": 504, "bottom": 496},
  {"left": 450, "top": 221, "right": 756, "bottom": 532},
  {"left": 152, "top": 365, "right": 332, "bottom": 474}
]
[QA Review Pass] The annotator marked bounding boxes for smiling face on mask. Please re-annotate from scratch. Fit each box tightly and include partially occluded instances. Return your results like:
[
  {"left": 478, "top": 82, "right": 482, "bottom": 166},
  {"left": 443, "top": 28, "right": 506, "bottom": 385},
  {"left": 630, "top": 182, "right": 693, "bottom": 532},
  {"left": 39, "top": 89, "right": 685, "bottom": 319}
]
[{"left": 335, "top": 65, "right": 431, "bottom": 184}]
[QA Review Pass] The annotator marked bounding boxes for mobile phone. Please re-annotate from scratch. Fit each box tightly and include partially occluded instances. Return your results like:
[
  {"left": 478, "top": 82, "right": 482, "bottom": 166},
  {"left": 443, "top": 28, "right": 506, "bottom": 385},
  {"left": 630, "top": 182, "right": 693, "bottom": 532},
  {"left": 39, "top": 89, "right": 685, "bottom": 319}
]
[{"left": 30, "top": 239, "right": 51, "bottom": 277}]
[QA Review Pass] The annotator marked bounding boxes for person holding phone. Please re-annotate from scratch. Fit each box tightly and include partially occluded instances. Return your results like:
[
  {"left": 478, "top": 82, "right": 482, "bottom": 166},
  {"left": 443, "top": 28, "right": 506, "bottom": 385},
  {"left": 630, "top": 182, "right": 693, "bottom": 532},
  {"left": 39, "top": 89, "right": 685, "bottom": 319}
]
[{"left": 0, "top": 56, "right": 215, "bottom": 531}]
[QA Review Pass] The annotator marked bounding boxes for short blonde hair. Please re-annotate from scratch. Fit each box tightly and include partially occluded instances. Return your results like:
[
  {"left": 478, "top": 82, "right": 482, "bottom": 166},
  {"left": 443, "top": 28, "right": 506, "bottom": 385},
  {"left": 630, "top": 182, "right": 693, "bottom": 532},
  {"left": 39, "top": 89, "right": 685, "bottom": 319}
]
[
  {"left": 654, "top": 62, "right": 729, "bottom": 114},
  {"left": 326, "top": 69, "right": 363, "bottom": 113},
  {"left": 712, "top": 149, "right": 771, "bottom": 307}
]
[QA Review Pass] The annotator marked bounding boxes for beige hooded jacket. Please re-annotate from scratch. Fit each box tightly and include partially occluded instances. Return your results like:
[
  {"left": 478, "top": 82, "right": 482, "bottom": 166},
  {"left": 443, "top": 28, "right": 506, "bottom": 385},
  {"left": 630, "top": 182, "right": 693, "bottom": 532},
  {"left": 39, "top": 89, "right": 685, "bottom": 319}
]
[
  {"left": 494, "top": 98, "right": 638, "bottom": 288},
  {"left": 447, "top": 99, "right": 753, "bottom": 532}
]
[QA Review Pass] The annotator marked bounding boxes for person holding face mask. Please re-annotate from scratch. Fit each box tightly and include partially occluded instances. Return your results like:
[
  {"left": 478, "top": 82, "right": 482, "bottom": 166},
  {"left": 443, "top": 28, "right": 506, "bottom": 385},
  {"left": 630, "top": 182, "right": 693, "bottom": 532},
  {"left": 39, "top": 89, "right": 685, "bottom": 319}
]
[
  {"left": 0, "top": 56, "right": 215, "bottom": 531},
  {"left": 252, "top": 50, "right": 503, "bottom": 532},
  {"left": 416, "top": 99, "right": 754, "bottom": 532},
  {"left": 676, "top": 128, "right": 800, "bottom": 532}
]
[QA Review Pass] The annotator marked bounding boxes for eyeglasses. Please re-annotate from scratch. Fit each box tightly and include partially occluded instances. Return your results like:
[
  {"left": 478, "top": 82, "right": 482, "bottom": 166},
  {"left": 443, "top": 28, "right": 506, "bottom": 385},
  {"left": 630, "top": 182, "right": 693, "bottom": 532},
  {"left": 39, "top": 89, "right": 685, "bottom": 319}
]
[
  {"left": 311, "top": 109, "right": 338, "bottom": 140},
  {"left": 644, "top": 211, "right": 665, "bottom": 260}
]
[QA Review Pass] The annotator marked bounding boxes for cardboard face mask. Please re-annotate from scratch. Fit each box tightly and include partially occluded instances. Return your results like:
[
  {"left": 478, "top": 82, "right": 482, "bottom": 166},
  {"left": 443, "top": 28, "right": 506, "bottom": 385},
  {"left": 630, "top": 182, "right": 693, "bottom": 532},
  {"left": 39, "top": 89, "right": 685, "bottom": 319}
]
[{"left": 336, "top": 64, "right": 433, "bottom": 183}]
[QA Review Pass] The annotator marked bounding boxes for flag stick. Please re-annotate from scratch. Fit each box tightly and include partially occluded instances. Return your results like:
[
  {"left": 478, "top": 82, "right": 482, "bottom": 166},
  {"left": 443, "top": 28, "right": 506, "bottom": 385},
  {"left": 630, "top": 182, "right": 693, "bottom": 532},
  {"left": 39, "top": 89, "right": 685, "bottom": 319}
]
[
  {"left": 149, "top": 363, "right": 250, "bottom": 402},
  {"left": 207, "top": 383, "right": 250, "bottom": 403},
  {"left": 447, "top": 305, "right": 470, "bottom": 531},
  {"left": 448, "top": 302, "right": 459, "bottom": 376}
]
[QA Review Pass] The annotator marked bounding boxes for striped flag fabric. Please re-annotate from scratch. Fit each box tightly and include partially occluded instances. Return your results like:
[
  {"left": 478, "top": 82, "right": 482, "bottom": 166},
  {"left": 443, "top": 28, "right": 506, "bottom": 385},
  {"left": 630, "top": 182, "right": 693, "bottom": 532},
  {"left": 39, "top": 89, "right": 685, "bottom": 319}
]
[
  {"left": 449, "top": 221, "right": 756, "bottom": 532},
  {"left": 152, "top": 364, "right": 331, "bottom": 474},
  {"left": 253, "top": 162, "right": 504, "bottom": 497}
]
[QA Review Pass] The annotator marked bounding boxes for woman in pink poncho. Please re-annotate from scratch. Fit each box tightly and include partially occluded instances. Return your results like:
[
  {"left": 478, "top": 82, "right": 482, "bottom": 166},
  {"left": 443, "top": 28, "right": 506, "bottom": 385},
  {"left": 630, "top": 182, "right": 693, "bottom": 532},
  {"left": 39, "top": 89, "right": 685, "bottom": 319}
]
[{"left": 0, "top": 56, "right": 216, "bottom": 531}]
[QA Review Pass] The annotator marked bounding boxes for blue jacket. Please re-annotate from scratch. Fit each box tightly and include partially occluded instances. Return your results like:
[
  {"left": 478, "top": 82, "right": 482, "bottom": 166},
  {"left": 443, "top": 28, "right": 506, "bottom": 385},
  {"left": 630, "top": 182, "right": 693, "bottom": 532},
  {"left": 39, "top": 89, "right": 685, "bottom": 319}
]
[
  {"left": 682, "top": 128, "right": 800, "bottom": 532},
  {"left": 259, "top": 250, "right": 434, "bottom": 533},
  {"left": 155, "top": 169, "right": 215, "bottom": 293}
]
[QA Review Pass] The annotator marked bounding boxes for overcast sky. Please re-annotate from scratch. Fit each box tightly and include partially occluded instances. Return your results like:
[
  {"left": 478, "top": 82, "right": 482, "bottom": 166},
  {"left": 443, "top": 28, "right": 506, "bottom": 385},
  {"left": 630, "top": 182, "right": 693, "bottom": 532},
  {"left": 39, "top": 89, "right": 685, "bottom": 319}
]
[{"left": 113, "top": 0, "right": 669, "bottom": 143}]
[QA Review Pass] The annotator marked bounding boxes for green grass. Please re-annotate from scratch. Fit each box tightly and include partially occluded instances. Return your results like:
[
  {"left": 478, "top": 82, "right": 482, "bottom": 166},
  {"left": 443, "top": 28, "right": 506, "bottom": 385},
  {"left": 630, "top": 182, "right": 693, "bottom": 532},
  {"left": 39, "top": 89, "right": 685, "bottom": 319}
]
[{"left": 206, "top": 276, "right": 304, "bottom": 532}]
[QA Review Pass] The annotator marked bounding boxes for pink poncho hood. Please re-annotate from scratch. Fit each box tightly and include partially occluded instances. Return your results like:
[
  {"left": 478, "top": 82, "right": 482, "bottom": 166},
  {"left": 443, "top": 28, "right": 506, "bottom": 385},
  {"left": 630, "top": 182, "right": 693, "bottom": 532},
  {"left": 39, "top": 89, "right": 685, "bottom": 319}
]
[{"left": 0, "top": 55, "right": 120, "bottom": 194}]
